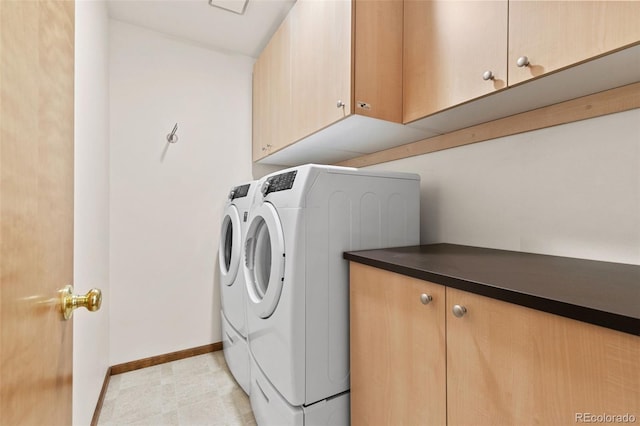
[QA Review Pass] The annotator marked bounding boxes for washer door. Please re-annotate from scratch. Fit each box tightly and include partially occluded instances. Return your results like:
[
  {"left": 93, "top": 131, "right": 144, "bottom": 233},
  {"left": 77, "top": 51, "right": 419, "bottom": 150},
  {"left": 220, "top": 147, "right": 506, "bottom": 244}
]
[
  {"left": 244, "top": 202, "right": 285, "bottom": 318},
  {"left": 219, "top": 204, "right": 242, "bottom": 287}
]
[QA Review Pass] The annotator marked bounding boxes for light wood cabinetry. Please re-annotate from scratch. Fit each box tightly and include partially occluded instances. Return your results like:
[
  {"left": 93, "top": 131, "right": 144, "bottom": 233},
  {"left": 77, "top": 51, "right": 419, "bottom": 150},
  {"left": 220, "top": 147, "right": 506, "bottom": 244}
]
[
  {"left": 350, "top": 262, "right": 446, "bottom": 426},
  {"left": 252, "top": 0, "right": 407, "bottom": 163},
  {"left": 353, "top": 0, "right": 403, "bottom": 123},
  {"left": 404, "top": 0, "right": 508, "bottom": 123},
  {"left": 404, "top": 0, "right": 640, "bottom": 124},
  {"left": 350, "top": 263, "right": 640, "bottom": 425},
  {"left": 447, "top": 287, "right": 640, "bottom": 426},
  {"left": 252, "top": 14, "right": 292, "bottom": 161},
  {"left": 289, "top": 0, "right": 352, "bottom": 144},
  {"left": 509, "top": 1, "right": 640, "bottom": 86}
]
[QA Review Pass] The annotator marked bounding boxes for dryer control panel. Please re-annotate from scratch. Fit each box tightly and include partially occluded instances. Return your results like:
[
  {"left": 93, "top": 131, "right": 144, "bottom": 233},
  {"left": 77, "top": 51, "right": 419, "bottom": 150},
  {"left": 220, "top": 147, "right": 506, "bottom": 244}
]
[
  {"left": 229, "top": 183, "right": 251, "bottom": 200},
  {"left": 262, "top": 171, "right": 297, "bottom": 196}
]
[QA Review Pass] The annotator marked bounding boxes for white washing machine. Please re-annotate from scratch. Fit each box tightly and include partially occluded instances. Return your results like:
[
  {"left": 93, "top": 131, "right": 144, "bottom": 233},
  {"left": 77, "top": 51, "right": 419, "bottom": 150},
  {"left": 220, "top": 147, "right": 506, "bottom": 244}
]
[
  {"left": 219, "top": 181, "right": 256, "bottom": 395},
  {"left": 242, "top": 165, "right": 420, "bottom": 425}
]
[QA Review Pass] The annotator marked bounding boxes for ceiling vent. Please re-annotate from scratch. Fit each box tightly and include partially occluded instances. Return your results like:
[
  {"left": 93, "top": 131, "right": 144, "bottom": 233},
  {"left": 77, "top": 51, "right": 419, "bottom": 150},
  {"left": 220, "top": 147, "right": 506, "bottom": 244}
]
[{"left": 208, "top": 0, "right": 249, "bottom": 15}]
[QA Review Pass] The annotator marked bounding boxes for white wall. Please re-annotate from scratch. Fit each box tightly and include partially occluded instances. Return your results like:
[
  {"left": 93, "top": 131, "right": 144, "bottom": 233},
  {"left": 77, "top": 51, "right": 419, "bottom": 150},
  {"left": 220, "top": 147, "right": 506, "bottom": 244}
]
[
  {"left": 366, "top": 109, "right": 640, "bottom": 265},
  {"left": 109, "top": 20, "right": 255, "bottom": 365},
  {"left": 74, "top": 1, "right": 110, "bottom": 425}
]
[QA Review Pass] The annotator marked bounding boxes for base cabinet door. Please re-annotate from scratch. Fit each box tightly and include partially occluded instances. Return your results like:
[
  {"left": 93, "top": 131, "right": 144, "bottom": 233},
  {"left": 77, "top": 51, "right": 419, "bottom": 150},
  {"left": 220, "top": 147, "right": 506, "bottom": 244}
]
[
  {"left": 446, "top": 287, "right": 640, "bottom": 426},
  {"left": 350, "top": 263, "right": 446, "bottom": 426}
]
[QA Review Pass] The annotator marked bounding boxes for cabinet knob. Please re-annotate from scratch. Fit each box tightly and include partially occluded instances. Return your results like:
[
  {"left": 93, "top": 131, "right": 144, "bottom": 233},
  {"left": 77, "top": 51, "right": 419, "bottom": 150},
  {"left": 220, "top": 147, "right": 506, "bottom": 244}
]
[
  {"left": 420, "top": 293, "right": 432, "bottom": 305},
  {"left": 336, "top": 100, "right": 345, "bottom": 108},
  {"left": 482, "top": 70, "right": 494, "bottom": 81},
  {"left": 516, "top": 56, "right": 530, "bottom": 67},
  {"left": 452, "top": 304, "right": 467, "bottom": 318}
]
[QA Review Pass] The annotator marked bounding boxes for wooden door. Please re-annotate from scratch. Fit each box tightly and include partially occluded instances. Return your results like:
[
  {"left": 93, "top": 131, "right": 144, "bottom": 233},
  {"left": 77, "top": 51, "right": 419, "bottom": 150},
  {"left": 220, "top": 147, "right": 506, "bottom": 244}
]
[
  {"left": 403, "top": 0, "right": 508, "bottom": 123},
  {"left": 350, "top": 263, "right": 446, "bottom": 426},
  {"left": 509, "top": 1, "right": 640, "bottom": 86},
  {"left": 446, "top": 288, "right": 640, "bottom": 426},
  {"left": 290, "top": 0, "right": 352, "bottom": 144},
  {"left": 0, "top": 1, "right": 75, "bottom": 424}
]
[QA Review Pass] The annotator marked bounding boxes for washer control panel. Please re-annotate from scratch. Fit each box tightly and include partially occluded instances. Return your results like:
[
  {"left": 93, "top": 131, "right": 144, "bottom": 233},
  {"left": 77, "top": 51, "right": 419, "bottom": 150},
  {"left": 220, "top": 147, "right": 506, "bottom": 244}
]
[
  {"left": 262, "top": 171, "right": 297, "bottom": 196},
  {"left": 229, "top": 183, "right": 250, "bottom": 200}
]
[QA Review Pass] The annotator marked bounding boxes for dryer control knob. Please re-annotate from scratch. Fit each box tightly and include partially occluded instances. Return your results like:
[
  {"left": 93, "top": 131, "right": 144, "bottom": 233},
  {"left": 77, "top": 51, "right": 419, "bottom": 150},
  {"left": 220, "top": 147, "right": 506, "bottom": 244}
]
[
  {"left": 228, "top": 189, "right": 236, "bottom": 200},
  {"left": 261, "top": 181, "right": 271, "bottom": 197}
]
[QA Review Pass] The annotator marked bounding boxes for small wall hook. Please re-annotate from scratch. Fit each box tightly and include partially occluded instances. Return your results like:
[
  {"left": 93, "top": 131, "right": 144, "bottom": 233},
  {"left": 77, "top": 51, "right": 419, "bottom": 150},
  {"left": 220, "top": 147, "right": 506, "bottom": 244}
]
[{"left": 167, "top": 123, "right": 178, "bottom": 144}]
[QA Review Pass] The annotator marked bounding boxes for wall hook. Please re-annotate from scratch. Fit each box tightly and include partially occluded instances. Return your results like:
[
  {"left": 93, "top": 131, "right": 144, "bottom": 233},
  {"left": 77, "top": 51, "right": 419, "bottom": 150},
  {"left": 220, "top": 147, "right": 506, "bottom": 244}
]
[{"left": 167, "top": 123, "right": 178, "bottom": 144}]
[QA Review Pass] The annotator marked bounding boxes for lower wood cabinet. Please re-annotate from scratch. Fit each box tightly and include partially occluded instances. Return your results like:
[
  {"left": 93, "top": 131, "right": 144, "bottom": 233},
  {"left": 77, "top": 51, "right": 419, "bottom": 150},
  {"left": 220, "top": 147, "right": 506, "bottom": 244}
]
[
  {"left": 350, "top": 262, "right": 640, "bottom": 426},
  {"left": 350, "top": 262, "right": 446, "bottom": 425}
]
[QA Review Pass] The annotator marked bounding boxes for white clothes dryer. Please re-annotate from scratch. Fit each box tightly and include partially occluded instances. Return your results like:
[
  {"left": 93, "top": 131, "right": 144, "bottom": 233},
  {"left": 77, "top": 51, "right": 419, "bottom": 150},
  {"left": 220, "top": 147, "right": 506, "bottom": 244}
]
[
  {"left": 219, "top": 181, "right": 256, "bottom": 395},
  {"left": 243, "top": 165, "right": 420, "bottom": 425}
]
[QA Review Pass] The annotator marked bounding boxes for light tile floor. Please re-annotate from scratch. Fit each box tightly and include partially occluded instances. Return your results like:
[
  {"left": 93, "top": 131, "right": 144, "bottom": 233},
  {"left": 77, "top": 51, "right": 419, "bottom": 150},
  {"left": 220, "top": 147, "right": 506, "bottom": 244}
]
[{"left": 98, "top": 351, "right": 256, "bottom": 426}]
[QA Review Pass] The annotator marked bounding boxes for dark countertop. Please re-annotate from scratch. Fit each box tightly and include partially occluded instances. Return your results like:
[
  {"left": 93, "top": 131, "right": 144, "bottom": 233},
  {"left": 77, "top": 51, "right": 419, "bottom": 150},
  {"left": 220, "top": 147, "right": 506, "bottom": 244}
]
[{"left": 344, "top": 244, "right": 640, "bottom": 336}]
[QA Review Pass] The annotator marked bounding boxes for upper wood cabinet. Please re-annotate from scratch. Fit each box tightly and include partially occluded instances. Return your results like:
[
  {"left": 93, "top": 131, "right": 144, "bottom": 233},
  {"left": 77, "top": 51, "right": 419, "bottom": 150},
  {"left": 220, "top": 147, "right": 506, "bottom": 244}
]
[
  {"left": 289, "top": 0, "right": 352, "bottom": 144},
  {"left": 253, "top": 0, "right": 412, "bottom": 164},
  {"left": 404, "top": 0, "right": 640, "bottom": 124},
  {"left": 252, "top": 13, "right": 292, "bottom": 161},
  {"left": 404, "top": 0, "right": 508, "bottom": 123},
  {"left": 509, "top": 1, "right": 640, "bottom": 86}
]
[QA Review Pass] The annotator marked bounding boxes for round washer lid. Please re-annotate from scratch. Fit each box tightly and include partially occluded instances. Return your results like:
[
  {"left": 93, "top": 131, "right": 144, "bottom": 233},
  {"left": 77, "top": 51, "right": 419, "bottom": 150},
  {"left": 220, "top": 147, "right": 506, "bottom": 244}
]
[
  {"left": 244, "top": 202, "right": 285, "bottom": 319},
  {"left": 219, "top": 204, "right": 242, "bottom": 287}
]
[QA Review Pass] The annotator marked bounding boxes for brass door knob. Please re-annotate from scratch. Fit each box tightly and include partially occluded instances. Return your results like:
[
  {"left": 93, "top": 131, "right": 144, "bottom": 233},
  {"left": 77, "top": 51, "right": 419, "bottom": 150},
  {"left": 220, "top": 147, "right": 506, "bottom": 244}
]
[{"left": 60, "top": 285, "right": 102, "bottom": 320}]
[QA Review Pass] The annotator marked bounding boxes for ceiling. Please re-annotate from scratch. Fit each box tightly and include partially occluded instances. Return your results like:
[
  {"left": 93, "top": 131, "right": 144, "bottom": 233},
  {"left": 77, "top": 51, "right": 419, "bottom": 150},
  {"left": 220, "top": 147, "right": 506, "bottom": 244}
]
[{"left": 107, "top": 0, "right": 296, "bottom": 58}]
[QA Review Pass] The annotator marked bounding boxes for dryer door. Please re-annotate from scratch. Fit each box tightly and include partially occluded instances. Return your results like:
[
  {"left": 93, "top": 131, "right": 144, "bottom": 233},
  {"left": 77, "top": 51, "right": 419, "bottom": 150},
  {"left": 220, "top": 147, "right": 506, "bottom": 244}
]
[
  {"left": 244, "top": 202, "right": 285, "bottom": 318},
  {"left": 219, "top": 204, "right": 242, "bottom": 287}
]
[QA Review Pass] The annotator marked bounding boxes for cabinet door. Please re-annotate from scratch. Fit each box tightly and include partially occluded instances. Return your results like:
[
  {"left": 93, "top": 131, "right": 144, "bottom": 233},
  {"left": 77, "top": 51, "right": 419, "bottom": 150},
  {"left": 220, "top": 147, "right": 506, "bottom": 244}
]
[
  {"left": 350, "top": 263, "right": 446, "bottom": 426},
  {"left": 447, "top": 288, "right": 640, "bottom": 426},
  {"left": 252, "top": 15, "right": 292, "bottom": 161},
  {"left": 290, "top": 0, "right": 352, "bottom": 144},
  {"left": 354, "top": 0, "right": 403, "bottom": 123},
  {"left": 509, "top": 1, "right": 640, "bottom": 86},
  {"left": 403, "top": 0, "right": 508, "bottom": 123}
]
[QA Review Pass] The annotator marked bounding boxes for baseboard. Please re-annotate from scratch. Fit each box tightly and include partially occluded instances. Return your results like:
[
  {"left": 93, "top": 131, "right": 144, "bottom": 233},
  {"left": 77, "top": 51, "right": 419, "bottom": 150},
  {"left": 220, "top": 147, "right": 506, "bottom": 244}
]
[
  {"left": 91, "top": 342, "right": 222, "bottom": 424},
  {"left": 90, "top": 367, "right": 112, "bottom": 426},
  {"left": 110, "top": 342, "right": 223, "bottom": 375}
]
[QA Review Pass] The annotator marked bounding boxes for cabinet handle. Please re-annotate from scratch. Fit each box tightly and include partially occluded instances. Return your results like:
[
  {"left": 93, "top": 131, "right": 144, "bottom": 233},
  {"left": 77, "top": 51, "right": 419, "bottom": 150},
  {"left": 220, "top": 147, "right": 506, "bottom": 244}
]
[
  {"left": 482, "top": 70, "right": 494, "bottom": 81},
  {"left": 420, "top": 293, "right": 432, "bottom": 305},
  {"left": 452, "top": 304, "right": 467, "bottom": 318},
  {"left": 336, "top": 100, "right": 345, "bottom": 108},
  {"left": 516, "top": 56, "right": 530, "bottom": 67}
]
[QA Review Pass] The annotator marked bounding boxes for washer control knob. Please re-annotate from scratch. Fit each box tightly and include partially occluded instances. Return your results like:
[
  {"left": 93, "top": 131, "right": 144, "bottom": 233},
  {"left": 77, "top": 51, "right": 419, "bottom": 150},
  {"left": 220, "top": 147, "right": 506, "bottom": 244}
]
[
  {"left": 261, "top": 180, "right": 271, "bottom": 197},
  {"left": 228, "top": 189, "right": 236, "bottom": 200}
]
